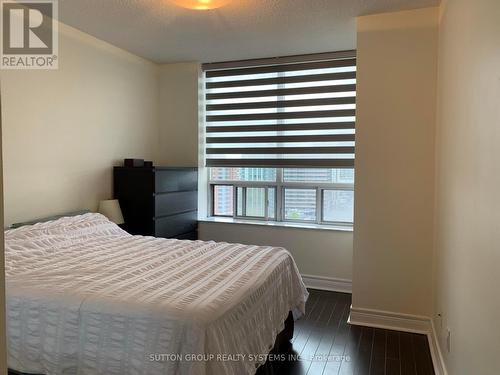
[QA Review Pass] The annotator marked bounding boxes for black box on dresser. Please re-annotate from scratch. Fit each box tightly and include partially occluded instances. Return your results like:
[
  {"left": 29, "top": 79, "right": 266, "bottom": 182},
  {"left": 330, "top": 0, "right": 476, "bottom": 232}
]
[{"left": 113, "top": 166, "right": 198, "bottom": 240}]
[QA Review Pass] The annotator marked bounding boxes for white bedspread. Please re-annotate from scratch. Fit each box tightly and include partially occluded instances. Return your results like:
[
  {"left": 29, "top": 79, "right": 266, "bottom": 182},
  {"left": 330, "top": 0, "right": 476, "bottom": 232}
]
[{"left": 5, "top": 213, "right": 308, "bottom": 375}]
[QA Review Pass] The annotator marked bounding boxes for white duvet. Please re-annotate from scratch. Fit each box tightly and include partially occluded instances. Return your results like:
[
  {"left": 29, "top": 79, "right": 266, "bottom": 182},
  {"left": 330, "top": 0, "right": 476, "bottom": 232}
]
[{"left": 4, "top": 213, "right": 308, "bottom": 375}]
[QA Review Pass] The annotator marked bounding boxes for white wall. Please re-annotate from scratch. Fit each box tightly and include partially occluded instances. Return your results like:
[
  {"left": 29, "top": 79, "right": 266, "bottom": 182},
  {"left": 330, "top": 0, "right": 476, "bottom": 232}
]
[
  {"left": 433, "top": 0, "right": 500, "bottom": 374},
  {"left": 352, "top": 7, "right": 438, "bottom": 317},
  {"left": 1, "top": 22, "right": 160, "bottom": 226},
  {"left": 199, "top": 222, "right": 353, "bottom": 282}
]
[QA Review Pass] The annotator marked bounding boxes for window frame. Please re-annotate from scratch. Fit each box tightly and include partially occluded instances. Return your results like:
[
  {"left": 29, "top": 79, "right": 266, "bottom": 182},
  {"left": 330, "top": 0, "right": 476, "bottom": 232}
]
[
  {"left": 208, "top": 169, "right": 354, "bottom": 227},
  {"left": 235, "top": 185, "right": 275, "bottom": 220}
]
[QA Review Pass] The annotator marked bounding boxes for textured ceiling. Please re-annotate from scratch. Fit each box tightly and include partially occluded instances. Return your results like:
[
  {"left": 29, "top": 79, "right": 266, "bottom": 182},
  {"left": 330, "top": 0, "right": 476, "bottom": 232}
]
[{"left": 57, "top": 0, "right": 439, "bottom": 63}]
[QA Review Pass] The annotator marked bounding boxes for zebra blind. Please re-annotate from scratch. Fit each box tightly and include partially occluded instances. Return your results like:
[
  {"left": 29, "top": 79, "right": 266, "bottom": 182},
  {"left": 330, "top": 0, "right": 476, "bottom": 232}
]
[{"left": 203, "top": 51, "right": 356, "bottom": 168}]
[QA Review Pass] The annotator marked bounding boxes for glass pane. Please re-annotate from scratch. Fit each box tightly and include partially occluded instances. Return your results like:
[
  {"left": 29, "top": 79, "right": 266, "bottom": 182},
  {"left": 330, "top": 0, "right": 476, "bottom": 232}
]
[
  {"left": 334, "top": 169, "right": 355, "bottom": 184},
  {"left": 210, "top": 167, "right": 277, "bottom": 182},
  {"left": 268, "top": 188, "right": 276, "bottom": 219},
  {"left": 236, "top": 187, "right": 244, "bottom": 216},
  {"left": 246, "top": 188, "right": 266, "bottom": 217},
  {"left": 283, "top": 168, "right": 354, "bottom": 184},
  {"left": 213, "top": 185, "right": 233, "bottom": 216},
  {"left": 284, "top": 189, "right": 317, "bottom": 221},
  {"left": 323, "top": 190, "right": 354, "bottom": 223}
]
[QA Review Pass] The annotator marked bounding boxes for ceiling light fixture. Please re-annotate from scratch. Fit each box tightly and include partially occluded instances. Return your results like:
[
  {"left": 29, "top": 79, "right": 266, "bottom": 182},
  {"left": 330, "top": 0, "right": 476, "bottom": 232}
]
[{"left": 170, "top": 0, "right": 232, "bottom": 10}]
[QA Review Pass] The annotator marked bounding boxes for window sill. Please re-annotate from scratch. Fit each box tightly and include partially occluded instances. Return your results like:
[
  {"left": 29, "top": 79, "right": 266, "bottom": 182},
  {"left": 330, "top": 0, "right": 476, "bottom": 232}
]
[{"left": 198, "top": 217, "right": 353, "bottom": 232}]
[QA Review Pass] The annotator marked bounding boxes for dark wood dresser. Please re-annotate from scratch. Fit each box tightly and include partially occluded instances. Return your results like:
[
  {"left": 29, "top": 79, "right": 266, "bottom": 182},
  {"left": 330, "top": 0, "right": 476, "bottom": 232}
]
[{"left": 113, "top": 167, "right": 198, "bottom": 240}]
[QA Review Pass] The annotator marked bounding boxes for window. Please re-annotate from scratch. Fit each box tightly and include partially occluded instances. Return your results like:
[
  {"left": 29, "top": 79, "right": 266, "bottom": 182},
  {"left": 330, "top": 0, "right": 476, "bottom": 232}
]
[
  {"left": 209, "top": 167, "right": 354, "bottom": 225},
  {"left": 203, "top": 51, "right": 356, "bottom": 227}
]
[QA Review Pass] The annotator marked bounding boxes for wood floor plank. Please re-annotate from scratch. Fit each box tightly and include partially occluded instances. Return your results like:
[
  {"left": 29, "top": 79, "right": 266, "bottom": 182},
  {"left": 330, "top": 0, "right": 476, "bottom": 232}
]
[
  {"left": 301, "top": 292, "right": 337, "bottom": 359},
  {"left": 292, "top": 291, "right": 321, "bottom": 346},
  {"left": 369, "top": 328, "right": 386, "bottom": 375},
  {"left": 353, "top": 326, "right": 374, "bottom": 375},
  {"left": 386, "top": 358, "right": 402, "bottom": 375},
  {"left": 308, "top": 294, "right": 348, "bottom": 374},
  {"left": 329, "top": 302, "right": 351, "bottom": 357},
  {"left": 322, "top": 302, "right": 352, "bottom": 375},
  {"left": 370, "top": 354, "right": 385, "bottom": 375},
  {"left": 337, "top": 324, "right": 362, "bottom": 375},
  {"left": 387, "top": 330, "right": 400, "bottom": 360},
  {"left": 412, "top": 334, "right": 435, "bottom": 375},
  {"left": 322, "top": 358, "right": 342, "bottom": 375},
  {"left": 294, "top": 291, "right": 331, "bottom": 355},
  {"left": 400, "top": 332, "right": 417, "bottom": 375},
  {"left": 372, "top": 328, "right": 387, "bottom": 358},
  {"left": 293, "top": 291, "right": 322, "bottom": 344}
]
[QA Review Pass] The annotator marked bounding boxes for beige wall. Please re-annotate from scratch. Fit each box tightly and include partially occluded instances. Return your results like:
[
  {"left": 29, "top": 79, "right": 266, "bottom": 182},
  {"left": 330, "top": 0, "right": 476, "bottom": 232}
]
[
  {"left": 1, "top": 22, "right": 160, "bottom": 226},
  {"left": 352, "top": 8, "right": 438, "bottom": 317},
  {"left": 433, "top": 0, "right": 500, "bottom": 374},
  {"left": 199, "top": 222, "right": 353, "bottom": 281},
  {"left": 157, "top": 62, "right": 200, "bottom": 167}
]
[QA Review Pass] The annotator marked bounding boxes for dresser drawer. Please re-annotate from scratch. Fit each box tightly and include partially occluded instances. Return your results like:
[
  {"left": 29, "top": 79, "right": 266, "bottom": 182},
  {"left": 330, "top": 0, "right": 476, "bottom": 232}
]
[
  {"left": 155, "top": 169, "right": 197, "bottom": 193},
  {"left": 154, "top": 211, "right": 197, "bottom": 238},
  {"left": 175, "top": 231, "right": 198, "bottom": 240},
  {"left": 155, "top": 191, "right": 197, "bottom": 217}
]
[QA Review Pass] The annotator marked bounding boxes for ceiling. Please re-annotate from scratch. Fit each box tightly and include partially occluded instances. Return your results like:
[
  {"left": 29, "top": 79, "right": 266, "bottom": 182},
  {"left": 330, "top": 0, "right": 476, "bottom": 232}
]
[{"left": 57, "top": 0, "right": 439, "bottom": 64}]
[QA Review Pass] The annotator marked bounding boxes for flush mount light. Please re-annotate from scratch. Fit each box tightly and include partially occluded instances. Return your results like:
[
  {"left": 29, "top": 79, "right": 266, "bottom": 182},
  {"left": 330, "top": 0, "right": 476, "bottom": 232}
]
[{"left": 170, "top": 0, "right": 232, "bottom": 10}]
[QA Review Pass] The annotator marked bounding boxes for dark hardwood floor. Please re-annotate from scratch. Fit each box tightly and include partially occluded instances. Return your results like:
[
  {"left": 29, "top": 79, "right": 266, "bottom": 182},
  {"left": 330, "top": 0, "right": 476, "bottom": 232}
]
[{"left": 266, "top": 289, "right": 435, "bottom": 375}]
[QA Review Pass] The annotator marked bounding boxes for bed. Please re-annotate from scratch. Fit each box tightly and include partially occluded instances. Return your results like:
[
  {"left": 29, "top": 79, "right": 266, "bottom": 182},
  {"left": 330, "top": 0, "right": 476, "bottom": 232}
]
[{"left": 5, "top": 213, "right": 308, "bottom": 375}]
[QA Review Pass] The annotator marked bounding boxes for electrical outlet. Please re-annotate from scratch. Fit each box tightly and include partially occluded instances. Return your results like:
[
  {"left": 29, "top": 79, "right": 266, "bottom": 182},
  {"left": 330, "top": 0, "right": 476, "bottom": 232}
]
[{"left": 446, "top": 328, "right": 451, "bottom": 353}]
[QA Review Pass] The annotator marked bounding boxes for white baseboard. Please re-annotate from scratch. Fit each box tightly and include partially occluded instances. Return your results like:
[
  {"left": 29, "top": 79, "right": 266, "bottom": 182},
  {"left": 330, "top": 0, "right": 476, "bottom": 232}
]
[
  {"left": 428, "top": 319, "right": 448, "bottom": 375},
  {"left": 348, "top": 306, "right": 431, "bottom": 333},
  {"left": 348, "top": 306, "right": 448, "bottom": 375},
  {"left": 301, "top": 274, "right": 352, "bottom": 293}
]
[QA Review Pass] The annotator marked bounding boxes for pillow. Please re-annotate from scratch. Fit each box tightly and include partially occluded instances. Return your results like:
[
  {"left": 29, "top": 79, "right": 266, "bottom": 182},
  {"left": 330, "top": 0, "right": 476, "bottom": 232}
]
[{"left": 10, "top": 210, "right": 91, "bottom": 229}]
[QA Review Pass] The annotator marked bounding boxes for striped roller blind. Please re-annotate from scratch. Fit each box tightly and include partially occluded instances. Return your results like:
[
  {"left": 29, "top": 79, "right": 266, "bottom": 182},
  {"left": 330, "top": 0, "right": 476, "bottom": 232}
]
[{"left": 202, "top": 51, "right": 356, "bottom": 168}]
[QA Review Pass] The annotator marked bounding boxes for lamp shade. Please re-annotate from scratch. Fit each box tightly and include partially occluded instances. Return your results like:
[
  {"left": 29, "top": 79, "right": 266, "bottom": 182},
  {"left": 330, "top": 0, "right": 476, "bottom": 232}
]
[{"left": 98, "top": 199, "right": 124, "bottom": 224}]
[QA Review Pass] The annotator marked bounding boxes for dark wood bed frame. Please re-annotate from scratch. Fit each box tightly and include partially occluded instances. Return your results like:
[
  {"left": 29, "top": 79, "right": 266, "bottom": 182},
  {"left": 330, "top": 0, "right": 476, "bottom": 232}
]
[{"left": 8, "top": 311, "right": 295, "bottom": 375}]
